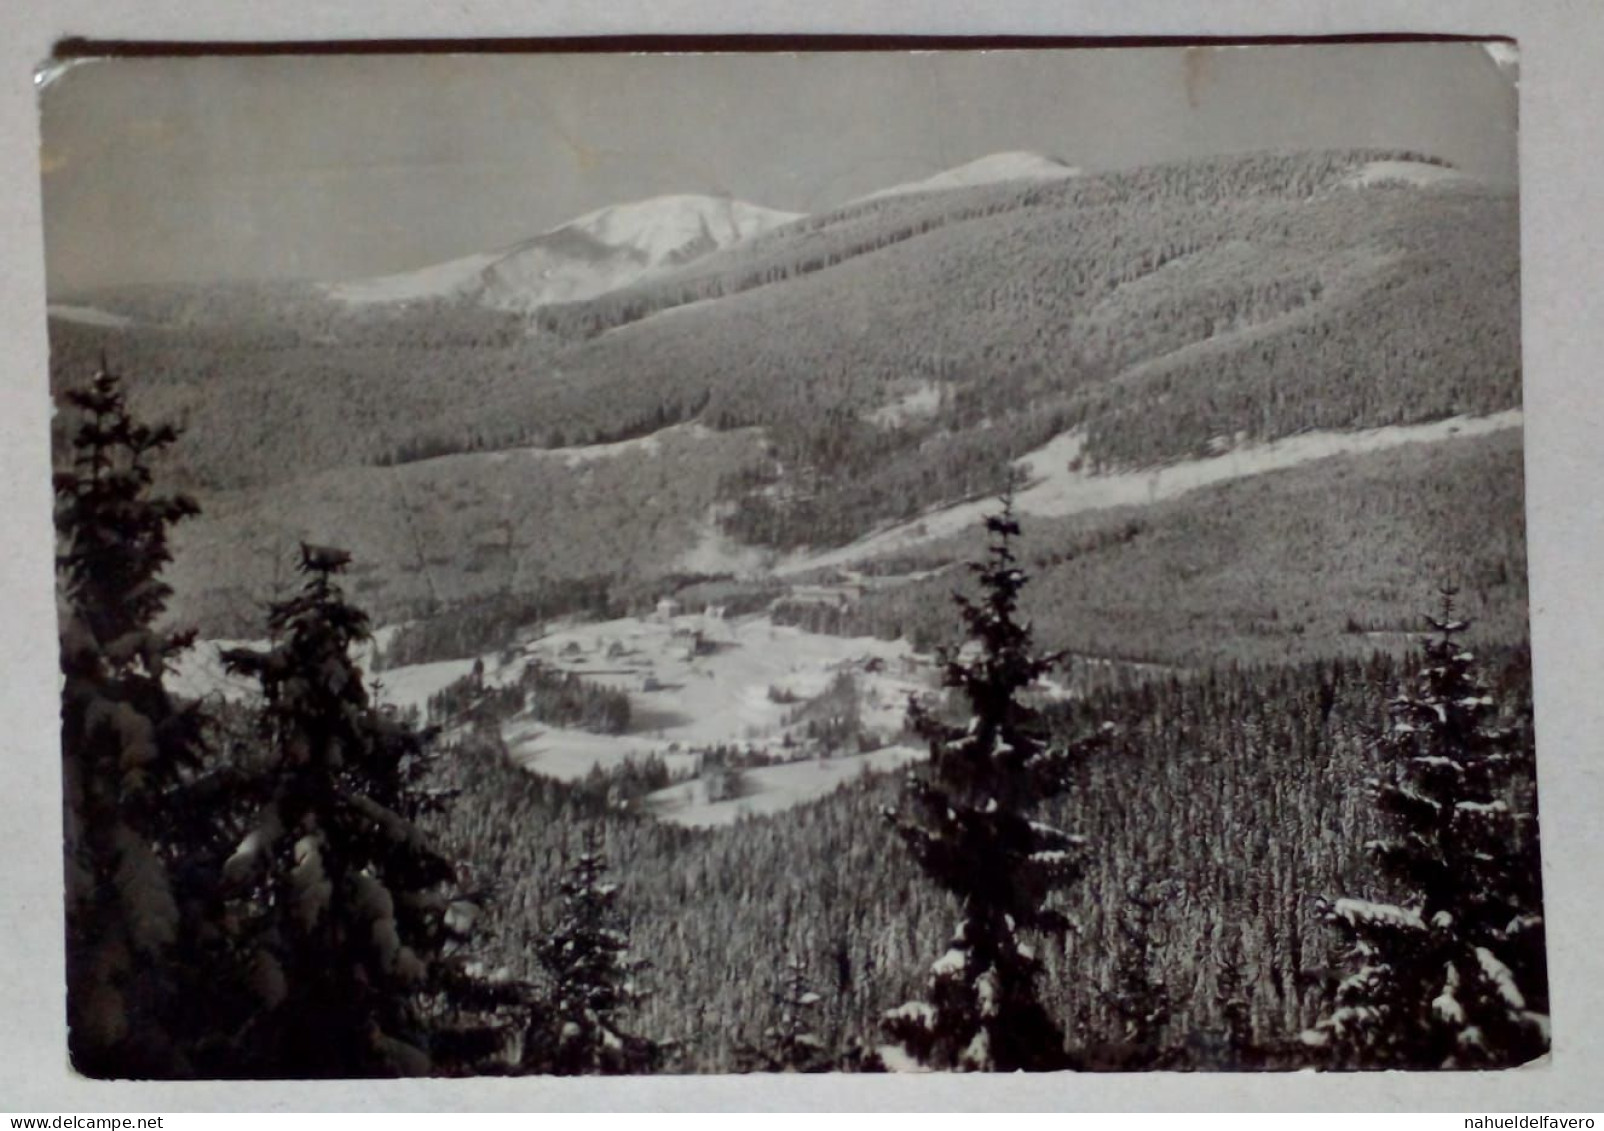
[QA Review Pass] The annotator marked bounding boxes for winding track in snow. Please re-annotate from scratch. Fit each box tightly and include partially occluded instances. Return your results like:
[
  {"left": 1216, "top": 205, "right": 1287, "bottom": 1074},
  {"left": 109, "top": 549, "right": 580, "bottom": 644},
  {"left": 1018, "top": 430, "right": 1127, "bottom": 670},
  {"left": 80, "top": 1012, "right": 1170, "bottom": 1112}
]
[{"left": 779, "top": 409, "right": 1524, "bottom": 576}]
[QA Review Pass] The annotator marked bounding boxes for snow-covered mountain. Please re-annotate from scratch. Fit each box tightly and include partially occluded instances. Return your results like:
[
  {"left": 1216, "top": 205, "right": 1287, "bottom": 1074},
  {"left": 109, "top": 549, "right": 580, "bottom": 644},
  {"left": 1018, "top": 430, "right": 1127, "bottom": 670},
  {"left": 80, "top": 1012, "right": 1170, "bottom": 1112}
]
[
  {"left": 478, "top": 194, "right": 801, "bottom": 312},
  {"left": 325, "top": 156, "right": 1089, "bottom": 312},
  {"left": 326, "top": 194, "right": 801, "bottom": 310},
  {"left": 325, "top": 156, "right": 1090, "bottom": 311},
  {"left": 853, "top": 150, "right": 1081, "bottom": 203}
]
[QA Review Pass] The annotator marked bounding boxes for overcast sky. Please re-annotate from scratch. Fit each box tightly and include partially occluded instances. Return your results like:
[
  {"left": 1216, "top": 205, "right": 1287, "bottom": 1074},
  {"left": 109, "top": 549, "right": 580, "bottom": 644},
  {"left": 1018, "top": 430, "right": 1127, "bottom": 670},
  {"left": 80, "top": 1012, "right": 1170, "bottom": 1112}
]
[{"left": 39, "top": 43, "right": 1517, "bottom": 295}]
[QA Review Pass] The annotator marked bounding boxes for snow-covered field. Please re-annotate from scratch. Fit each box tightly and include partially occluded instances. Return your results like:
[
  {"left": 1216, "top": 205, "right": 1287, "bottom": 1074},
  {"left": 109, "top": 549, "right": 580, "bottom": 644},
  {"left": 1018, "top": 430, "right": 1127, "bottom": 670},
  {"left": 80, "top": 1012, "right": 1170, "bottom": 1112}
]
[
  {"left": 544, "top": 422, "right": 716, "bottom": 468},
  {"left": 1341, "top": 160, "right": 1475, "bottom": 190},
  {"left": 370, "top": 656, "right": 483, "bottom": 711},
  {"left": 642, "top": 744, "right": 923, "bottom": 828},
  {"left": 503, "top": 612, "right": 928, "bottom": 782},
  {"left": 170, "top": 608, "right": 935, "bottom": 827},
  {"left": 674, "top": 507, "right": 777, "bottom": 577},
  {"left": 784, "top": 410, "right": 1523, "bottom": 574},
  {"left": 866, "top": 382, "right": 945, "bottom": 428}
]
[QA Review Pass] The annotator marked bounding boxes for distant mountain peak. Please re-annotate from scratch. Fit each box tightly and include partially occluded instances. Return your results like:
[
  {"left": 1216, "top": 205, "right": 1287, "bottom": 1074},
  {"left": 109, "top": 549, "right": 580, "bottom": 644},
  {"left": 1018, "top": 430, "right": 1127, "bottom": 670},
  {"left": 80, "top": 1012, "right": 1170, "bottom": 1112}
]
[
  {"left": 478, "top": 193, "right": 801, "bottom": 313},
  {"left": 326, "top": 192, "right": 801, "bottom": 310},
  {"left": 557, "top": 194, "right": 803, "bottom": 267},
  {"left": 855, "top": 151, "right": 1082, "bottom": 203}
]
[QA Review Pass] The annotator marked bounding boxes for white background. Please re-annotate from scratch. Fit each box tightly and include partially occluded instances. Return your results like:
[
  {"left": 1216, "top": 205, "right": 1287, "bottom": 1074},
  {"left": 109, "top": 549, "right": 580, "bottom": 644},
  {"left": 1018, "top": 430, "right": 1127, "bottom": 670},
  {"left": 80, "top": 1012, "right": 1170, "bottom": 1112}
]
[{"left": 2, "top": 0, "right": 1600, "bottom": 1112}]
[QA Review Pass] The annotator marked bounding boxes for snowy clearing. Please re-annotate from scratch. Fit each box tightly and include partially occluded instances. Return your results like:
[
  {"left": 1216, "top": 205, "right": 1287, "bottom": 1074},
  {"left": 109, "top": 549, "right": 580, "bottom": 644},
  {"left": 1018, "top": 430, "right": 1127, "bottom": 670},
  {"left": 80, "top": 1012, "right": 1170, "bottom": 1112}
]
[
  {"left": 502, "top": 612, "right": 928, "bottom": 782},
  {"left": 1341, "top": 161, "right": 1475, "bottom": 190},
  {"left": 674, "top": 507, "right": 776, "bottom": 576},
  {"left": 48, "top": 303, "right": 133, "bottom": 328},
  {"left": 543, "top": 422, "right": 717, "bottom": 468},
  {"left": 172, "top": 604, "right": 935, "bottom": 821},
  {"left": 500, "top": 716, "right": 697, "bottom": 782},
  {"left": 643, "top": 744, "right": 923, "bottom": 828},
  {"left": 467, "top": 421, "right": 718, "bottom": 469},
  {"left": 369, "top": 657, "right": 482, "bottom": 712},
  {"left": 866, "top": 382, "right": 945, "bottom": 428},
  {"left": 782, "top": 410, "right": 1523, "bottom": 574}
]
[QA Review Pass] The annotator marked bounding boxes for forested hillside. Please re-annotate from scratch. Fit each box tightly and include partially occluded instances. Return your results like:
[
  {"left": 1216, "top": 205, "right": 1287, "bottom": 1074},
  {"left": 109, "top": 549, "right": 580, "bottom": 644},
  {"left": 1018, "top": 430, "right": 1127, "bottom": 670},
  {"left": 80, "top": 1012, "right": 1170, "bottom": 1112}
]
[
  {"left": 534, "top": 149, "right": 1458, "bottom": 338},
  {"left": 778, "top": 428, "right": 1528, "bottom": 667},
  {"left": 154, "top": 406, "right": 1525, "bottom": 667},
  {"left": 53, "top": 155, "right": 1521, "bottom": 639},
  {"left": 424, "top": 644, "right": 1537, "bottom": 1070},
  {"left": 50, "top": 348, "right": 1543, "bottom": 1076},
  {"left": 50, "top": 149, "right": 1516, "bottom": 512},
  {"left": 46, "top": 315, "right": 550, "bottom": 490},
  {"left": 158, "top": 423, "right": 765, "bottom": 635}
]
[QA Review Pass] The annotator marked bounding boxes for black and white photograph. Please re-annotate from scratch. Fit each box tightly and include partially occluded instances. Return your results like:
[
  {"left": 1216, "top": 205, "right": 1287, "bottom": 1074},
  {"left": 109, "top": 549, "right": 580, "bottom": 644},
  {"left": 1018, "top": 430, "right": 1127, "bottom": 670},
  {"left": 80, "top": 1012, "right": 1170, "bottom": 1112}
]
[{"left": 36, "top": 41, "right": 1549, "bottom": 1080}]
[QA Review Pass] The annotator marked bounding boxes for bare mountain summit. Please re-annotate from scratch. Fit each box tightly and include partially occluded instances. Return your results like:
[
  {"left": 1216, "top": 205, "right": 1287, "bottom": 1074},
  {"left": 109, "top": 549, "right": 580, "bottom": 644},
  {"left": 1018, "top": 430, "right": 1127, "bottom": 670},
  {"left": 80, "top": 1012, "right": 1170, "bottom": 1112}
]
[{"left": 327, "top": 194, "right": 802, "bottom": 310}]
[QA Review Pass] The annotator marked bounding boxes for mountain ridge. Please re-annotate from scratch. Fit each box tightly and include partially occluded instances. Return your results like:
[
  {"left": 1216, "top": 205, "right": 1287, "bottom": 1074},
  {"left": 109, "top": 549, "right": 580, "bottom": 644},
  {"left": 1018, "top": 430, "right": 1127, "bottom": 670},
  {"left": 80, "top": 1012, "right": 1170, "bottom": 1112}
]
[
  {"left": 324, "top": 193, "right": 804, "bottom": 310},
  {"left": 46, "top": 147, "right": 1520, "bottom": 648},
  {"left": 319, "top": 151, "right": 1092, "bottom": 313},
  {"left": 851, "top": 150, "right": 1081, "bottom": 203}
]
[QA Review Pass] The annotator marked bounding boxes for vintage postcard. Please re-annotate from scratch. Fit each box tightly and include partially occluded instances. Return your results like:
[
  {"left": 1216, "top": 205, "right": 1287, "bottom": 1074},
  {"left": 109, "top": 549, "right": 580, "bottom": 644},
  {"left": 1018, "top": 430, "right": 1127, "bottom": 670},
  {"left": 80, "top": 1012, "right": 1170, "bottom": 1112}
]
[{"left": 34, "top": 41, "right": 1546, "bottom": 1084}]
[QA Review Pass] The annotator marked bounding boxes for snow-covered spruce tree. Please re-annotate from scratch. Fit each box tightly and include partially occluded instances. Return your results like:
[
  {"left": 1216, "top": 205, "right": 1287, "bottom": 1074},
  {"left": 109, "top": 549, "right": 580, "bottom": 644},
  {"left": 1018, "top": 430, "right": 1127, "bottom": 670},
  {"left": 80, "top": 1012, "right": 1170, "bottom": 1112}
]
[
  {"left": 219, "top": 545, "right": 523, "bottom": 1076},
  {"left": 529, "top": 825, "right": 660, "bottom": 1074},
  {"left": 56, "top": 361, "right": 206, "bottom": 1077},
  {"left": 1087, "top": 879, "right": 1176, "bottom": 1070},
  {"left": 1302, "top": 587, "right": 1547, "bottom": 1069},
  {"left": 883, "top": 487, "right": 1111, "bottom": 1072},
  {"left": 737, "top": 951, "right": 831, "bottom": 1073}
]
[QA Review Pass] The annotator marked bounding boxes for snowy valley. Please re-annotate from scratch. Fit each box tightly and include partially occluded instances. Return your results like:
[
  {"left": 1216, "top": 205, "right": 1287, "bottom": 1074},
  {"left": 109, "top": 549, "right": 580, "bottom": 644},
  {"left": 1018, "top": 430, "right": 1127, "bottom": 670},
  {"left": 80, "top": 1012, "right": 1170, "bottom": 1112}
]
[{"left": 144, "top": 145, "right": 1529, "bottom": 836}]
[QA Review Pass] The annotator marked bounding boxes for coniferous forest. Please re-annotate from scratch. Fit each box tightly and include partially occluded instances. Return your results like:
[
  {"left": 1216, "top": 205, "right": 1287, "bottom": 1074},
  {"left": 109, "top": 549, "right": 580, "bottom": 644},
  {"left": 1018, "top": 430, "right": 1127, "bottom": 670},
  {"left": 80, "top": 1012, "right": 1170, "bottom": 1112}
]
[
  {"left": 53, "top": 363, "right": 1546, "bottom": 1077},
  {"left": 47, "top": 138, "right": 1545, "bottom": 1078}
]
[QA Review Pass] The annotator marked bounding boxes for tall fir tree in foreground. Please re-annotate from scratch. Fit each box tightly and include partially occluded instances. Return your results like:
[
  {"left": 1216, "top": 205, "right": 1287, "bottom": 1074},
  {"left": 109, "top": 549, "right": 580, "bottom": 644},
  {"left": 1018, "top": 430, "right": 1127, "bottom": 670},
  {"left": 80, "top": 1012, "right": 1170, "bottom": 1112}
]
[
  {"left": 219, "top": 545, "right": 522, "bottom": 1076},
  {"left": 882, "top": 486, "right": 1110, "bottom": 1072},
  {"left": 530, "top": 825, "right": 660, "bottom": 1075},
  {"left": 1303, "top": 587, "right": 1548, "bottom": 1068},
  {"left": 56, "top": 361, "right": 206, "bottom": 1076}
]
